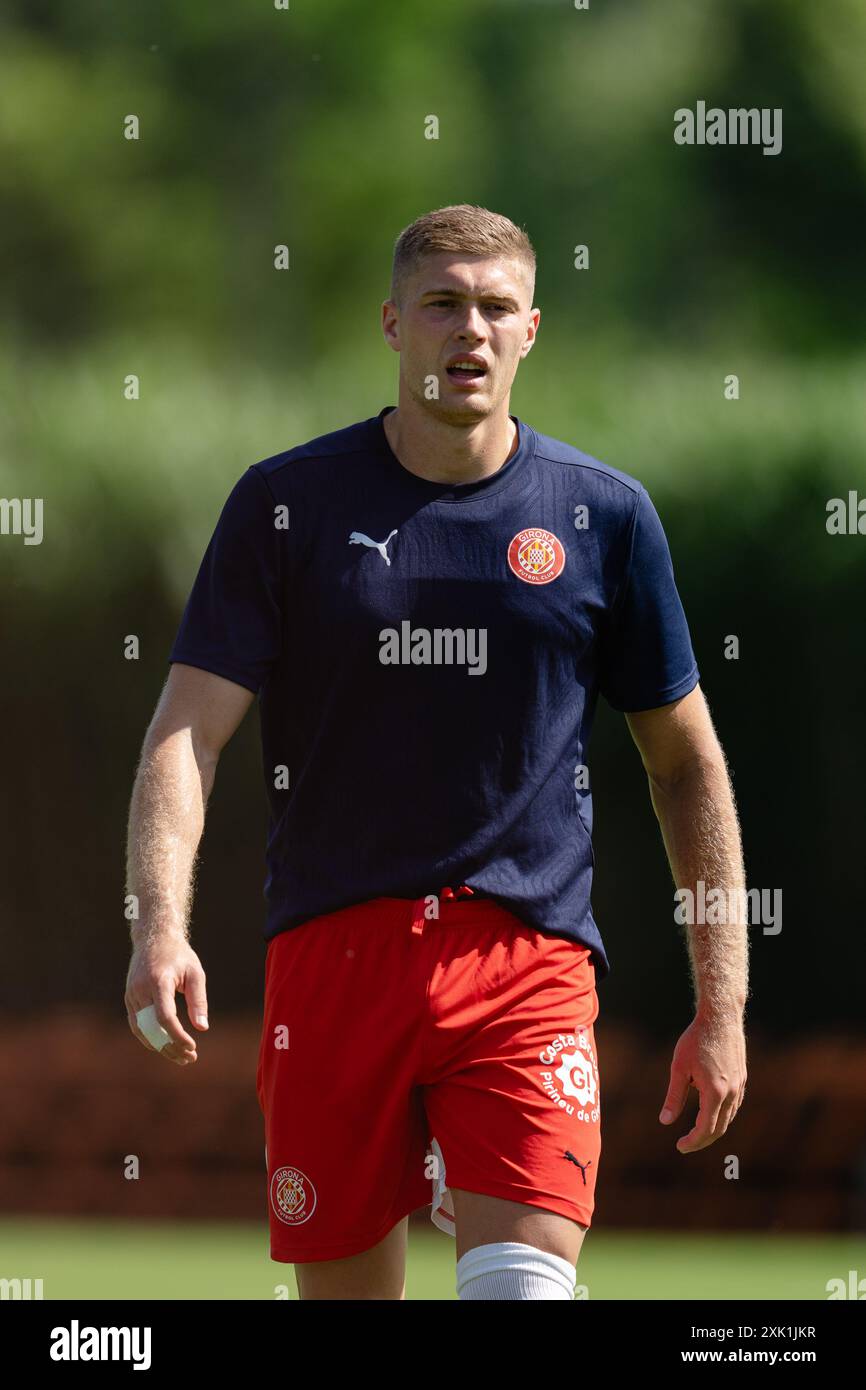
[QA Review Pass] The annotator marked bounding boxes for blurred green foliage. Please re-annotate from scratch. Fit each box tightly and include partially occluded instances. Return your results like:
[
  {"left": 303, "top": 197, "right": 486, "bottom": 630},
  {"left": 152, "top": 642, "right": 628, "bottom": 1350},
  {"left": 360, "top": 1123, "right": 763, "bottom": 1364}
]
[{"left": 2, "top": 0, "right": 866, "bottom": 355}]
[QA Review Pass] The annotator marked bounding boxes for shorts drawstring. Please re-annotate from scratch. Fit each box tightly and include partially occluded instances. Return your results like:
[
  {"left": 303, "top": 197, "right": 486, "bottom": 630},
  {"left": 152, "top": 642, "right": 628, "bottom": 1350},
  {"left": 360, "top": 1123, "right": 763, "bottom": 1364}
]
[{"left": 411, "top": 884, "right": 475, "bottom": 935}]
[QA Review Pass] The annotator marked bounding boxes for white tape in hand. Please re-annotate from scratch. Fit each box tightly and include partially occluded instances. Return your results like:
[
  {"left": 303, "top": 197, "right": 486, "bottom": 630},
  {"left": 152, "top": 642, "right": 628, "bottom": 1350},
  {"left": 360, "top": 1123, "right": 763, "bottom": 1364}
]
[{"left": 136, "top": 1004, "right": 174, "bottom": 1052}]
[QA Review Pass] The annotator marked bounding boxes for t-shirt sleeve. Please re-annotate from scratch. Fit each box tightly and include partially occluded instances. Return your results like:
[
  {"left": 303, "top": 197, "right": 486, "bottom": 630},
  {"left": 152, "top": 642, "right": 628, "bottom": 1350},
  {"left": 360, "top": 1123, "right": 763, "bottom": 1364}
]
[
  {"left": 597, "top": 485, "right": 699, "bottom": 713},
  {"left": 168, "top": 465, "right": 283, "bottom": 695}
]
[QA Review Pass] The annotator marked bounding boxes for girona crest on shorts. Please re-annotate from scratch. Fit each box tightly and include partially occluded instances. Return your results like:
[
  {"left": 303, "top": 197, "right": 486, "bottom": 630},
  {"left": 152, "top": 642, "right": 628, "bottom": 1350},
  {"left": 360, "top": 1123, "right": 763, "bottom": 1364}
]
[
  {"left": 270, "top": 1165, "right": 317, "bottom": 1225},
  {"left": 537, "top": 1029, "right": 600, "bottom": 1121},
  {"left": 555, "top": 1047, "right": 597, "bottom": 1108},
  {"left": 507, "top": 527, "right": 566, "bottom": 585}
]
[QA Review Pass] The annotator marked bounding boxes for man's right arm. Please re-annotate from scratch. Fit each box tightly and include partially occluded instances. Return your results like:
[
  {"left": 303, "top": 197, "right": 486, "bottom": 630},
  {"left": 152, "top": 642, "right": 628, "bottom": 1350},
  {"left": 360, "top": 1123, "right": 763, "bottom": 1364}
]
[{"left": 124, "top": 663, "right": 255, "bottom": 1066}]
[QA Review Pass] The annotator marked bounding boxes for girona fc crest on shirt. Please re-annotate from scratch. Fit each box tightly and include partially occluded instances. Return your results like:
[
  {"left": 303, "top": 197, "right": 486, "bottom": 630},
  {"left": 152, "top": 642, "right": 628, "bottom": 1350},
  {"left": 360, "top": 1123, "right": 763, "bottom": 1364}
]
[
  {"left": 270, "top": 1165, "right": 317, "bottom": 1226},
  {"left": 507, "top": 527, "right": 566, "bottom": 584}
]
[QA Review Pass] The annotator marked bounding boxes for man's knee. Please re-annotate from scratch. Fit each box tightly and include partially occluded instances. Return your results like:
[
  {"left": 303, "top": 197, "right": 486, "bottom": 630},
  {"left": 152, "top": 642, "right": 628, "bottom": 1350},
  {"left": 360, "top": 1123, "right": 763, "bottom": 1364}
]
[{"left": 450, "top": 1187, "right": 588, "bottom": 1265}]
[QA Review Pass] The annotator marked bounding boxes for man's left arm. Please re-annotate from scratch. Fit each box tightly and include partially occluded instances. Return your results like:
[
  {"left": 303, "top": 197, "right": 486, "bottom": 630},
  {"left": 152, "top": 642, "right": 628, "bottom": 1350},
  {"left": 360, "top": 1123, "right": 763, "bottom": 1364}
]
[{"left": 625, "top": 684, "right": 749, "bottom": 1154}]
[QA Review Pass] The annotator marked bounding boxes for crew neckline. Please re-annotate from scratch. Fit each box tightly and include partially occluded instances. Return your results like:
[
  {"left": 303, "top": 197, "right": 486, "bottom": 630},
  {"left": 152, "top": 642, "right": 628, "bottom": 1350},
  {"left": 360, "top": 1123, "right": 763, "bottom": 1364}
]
[{"left": 369, "top": 405, "right": 535, "bottom": 503}]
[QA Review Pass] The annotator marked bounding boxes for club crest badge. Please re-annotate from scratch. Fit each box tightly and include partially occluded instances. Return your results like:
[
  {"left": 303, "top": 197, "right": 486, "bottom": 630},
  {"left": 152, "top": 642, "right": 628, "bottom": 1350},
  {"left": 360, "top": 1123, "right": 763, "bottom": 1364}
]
[
  {"left": 507, "top": 527, "right": 566, "bottom": 584},
  {"left": 270, "top": 1165, "right": 317, "bottom": 1226}
]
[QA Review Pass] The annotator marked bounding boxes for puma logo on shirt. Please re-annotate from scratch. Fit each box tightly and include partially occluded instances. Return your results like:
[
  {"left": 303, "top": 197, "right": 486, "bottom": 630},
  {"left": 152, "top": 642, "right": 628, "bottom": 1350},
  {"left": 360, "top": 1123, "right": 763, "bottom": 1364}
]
[{"left": 348, "top": 529, "right": 398, "bottom": 565}]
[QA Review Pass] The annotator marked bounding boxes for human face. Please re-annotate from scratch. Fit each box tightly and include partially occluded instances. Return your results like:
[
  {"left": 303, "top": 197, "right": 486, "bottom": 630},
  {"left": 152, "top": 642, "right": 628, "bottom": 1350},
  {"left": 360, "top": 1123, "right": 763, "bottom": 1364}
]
[{"left": 382, "top": 253, "right": 540, "bottom": 424}]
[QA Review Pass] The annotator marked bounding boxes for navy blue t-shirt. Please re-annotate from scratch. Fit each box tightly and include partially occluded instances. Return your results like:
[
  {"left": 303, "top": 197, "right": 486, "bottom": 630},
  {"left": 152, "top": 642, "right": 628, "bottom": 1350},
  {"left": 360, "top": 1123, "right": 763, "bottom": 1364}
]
[{"left": 169, "top": 407, "right": 700, "bottom": 980}]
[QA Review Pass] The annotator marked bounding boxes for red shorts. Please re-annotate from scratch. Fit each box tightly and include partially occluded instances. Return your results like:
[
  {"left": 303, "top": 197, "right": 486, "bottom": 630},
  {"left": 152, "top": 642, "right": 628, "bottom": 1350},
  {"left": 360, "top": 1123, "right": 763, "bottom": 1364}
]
[{"left": 256, "top": 891, "right": 601, "bottom": 1263}]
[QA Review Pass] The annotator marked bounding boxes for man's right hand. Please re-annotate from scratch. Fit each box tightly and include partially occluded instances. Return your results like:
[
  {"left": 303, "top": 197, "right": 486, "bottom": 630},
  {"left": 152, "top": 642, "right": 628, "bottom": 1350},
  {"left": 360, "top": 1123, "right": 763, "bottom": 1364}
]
[{"left": 125, "top": 937, "right": 210, "bottom": 1066}]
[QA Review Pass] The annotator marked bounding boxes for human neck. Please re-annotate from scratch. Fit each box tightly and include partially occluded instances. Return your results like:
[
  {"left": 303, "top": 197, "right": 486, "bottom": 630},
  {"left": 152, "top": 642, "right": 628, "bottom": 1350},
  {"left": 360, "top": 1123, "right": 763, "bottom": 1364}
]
[{"left": 382, "top": 400, "right": 518, "bottom": 486}]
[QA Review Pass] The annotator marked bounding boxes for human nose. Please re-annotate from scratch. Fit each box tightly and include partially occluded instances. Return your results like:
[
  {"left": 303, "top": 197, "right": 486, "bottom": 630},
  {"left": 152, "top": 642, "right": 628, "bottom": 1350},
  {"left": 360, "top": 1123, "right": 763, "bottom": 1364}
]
[{"left": 454, "top": 304, "right": 487, "bottom": 341}]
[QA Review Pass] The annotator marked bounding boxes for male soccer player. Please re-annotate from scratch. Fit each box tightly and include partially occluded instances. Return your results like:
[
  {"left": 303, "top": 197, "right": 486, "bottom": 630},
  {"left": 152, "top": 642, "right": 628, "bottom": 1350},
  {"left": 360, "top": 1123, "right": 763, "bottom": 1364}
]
[{"left": 125, "top": 205, "right": 748, "bottom": 1301}]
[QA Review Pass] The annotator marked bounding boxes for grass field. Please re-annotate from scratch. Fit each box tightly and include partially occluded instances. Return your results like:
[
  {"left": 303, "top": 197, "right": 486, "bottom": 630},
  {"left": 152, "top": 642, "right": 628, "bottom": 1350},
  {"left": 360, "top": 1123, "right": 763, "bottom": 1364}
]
[{"left": 1, "top": 1219, "right": 862, "bottom": 1300}]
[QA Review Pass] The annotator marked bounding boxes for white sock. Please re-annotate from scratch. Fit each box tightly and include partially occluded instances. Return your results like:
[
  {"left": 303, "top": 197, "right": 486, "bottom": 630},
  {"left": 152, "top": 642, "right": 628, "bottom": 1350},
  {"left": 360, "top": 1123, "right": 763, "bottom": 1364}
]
[{"left": 456, "top": 1241, "right": 577, "bottom": 1301}]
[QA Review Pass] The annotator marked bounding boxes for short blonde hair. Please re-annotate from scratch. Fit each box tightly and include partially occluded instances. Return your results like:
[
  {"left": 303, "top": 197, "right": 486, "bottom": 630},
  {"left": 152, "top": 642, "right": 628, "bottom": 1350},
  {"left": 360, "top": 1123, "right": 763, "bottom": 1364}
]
[{"left": 390, "top": 204, "right": 536, "bottom": 306}]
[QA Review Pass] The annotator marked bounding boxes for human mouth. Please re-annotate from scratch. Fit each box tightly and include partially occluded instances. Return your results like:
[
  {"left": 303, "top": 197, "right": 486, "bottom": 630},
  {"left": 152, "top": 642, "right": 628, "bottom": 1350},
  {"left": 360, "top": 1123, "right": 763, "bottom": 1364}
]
[{"left": 445, "top": 354, "right": 489, "bottom": 387}]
